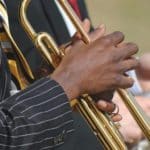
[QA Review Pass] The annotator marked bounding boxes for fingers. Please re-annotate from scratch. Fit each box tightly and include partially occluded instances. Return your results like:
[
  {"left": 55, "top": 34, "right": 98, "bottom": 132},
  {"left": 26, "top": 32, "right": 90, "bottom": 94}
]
[
  {"left": 115, "top": 75, "right": 134, "bottom": 89},
  {"left": 117, "top": 42, "right": 139, "bottom": 59},
  {"left": 101, "top": 31, "right": 124, "bottom": 46},
  {"left": 70, "top": 22, "right": 106, "bottom": 50},
  {"left": 73, "top": 18, "right": 91, "bottom": 40},
  {"left": 96, "top": 100, "right": 116, "bottom": 112},
  {"left": 81, "top": 18, "right": 106, "bottom": 41},
  {"left": 82, "top": 18, "right": 91, "bottom": 33},
  {"left": 111, "top": 114, "right": 122, "bottom": 122},
  {"left": 96, "top": 100, "right": 122, "bottom": 122},
  {"left": 104, "top": 43, "right": 139, "bottom": 64},
  {"left": 89, "top": 24, "right": 106, "bottom": 41},
  {"left": 118, "top": 57, "right": 139, "bottom": 73}
]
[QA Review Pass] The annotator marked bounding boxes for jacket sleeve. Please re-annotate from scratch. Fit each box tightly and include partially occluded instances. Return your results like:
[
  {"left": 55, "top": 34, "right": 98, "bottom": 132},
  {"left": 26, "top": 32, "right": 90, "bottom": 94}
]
[{"left": 0, "top": 77, "right": 74, "bottom": 150}]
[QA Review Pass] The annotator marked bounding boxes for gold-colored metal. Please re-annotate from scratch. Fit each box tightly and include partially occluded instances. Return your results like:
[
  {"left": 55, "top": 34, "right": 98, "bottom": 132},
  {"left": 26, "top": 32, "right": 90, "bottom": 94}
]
[
  {"left": 118, "top": 89, "right": 150, "bottom": 140},
  {"left": 8, "top": 59, "right": 29, "bottom": 89},
  {"left": 20, "top": 0, "right": 127, "bottom": 149},
  {"left": 58, "top": 0, "right": 150, "bottom": 140},
  {"left": 19, "top": 0, "right": 61, "bottom": 68},
  {"left": 19, "top": 0, "right": 150, "bottom": 149},
  {"left": 0, "top": 2, "right": 34, "bottom": 89}
]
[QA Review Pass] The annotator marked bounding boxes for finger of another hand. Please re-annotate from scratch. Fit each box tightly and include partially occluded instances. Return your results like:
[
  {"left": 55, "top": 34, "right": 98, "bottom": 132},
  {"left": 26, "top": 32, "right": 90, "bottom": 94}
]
[
  {"left": 111, "top": 114, "right": 122, "bottom": 122},
  {"left": 96, "top": 100, "right": 116, "bottom": 112},
  {"left": 96, "top": 100, "right": 122, "bottom": 122}
]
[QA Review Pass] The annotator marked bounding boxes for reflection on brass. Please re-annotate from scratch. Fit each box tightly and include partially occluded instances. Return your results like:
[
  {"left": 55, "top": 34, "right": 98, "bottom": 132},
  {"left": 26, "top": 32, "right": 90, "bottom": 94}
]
[
  {"left": 59, "top": 0, "right": 150, "bottom": 140},
  {"left": 0, "top": 2, "right": 34, "bottom": 90},
  {"left": 3, "top": 24, "right": 34, "bottom": 80},
  {"left": 8, "top": 60, "right": 29, "bottom": 89},
  {"left": 19, "top": 0, "right": 149, "bottom": 149}
]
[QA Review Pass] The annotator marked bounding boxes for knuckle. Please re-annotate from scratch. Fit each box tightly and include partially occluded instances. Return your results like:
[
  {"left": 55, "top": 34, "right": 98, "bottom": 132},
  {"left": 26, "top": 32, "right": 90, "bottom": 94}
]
[
  {"left": 132, "top": 44, "right": 139, "bottom": 52},
  {"left": 117, "top": 76, "right": 134, "bottom": 89},
  {"left": 127, "top": 78, "right": 134, "bottom": 87},
  {"left": 113, "top": 74, "right": 122, "bottom": 85},
  {"left": 103, "top": 37, "right": 112, "bottom": 45},
  {"left": 114, "top": 31, "right": 123, "bottom": 35},
  {"left": 110, "top": 51, "right": 120, "bottom": 62},
  {"left": 114, "top": 31, "right": 124, "bottom": 39},
  {"left": 127, "top": 42, "right": 139, "bottom": 52}
]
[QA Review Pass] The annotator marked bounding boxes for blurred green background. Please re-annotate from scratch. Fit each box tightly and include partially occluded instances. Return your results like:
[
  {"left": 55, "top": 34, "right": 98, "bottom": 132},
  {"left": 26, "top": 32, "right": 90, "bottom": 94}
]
[{"left": 86, "top": 0, "right": 150, "bottom": 55}]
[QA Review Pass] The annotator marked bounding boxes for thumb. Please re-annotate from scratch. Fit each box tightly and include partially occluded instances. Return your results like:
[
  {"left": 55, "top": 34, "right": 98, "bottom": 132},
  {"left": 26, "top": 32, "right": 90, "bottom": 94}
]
[
  {"left": 82, "top": 18, "right": 91, "bottom": 33},
  {"left": 89, "top": 24, "right": 106, "bottom": 42},
  {"left": 73, "top": 18, "right": 91, "bottom": 40}
]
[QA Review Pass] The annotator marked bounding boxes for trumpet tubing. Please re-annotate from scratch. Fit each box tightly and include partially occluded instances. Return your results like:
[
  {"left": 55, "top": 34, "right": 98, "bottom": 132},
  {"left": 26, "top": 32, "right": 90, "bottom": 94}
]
[
  {"left": 58, "top": 0, "right": 150, "bottom": 140},
  {"left": 0, "top": 2, "right": 34, "bottom": 90},
  {"left": 19, "top": 0, "right": 150, "bottom": 149},
  {"left": 20, "top": 0, "right": 127, "bottom": 149}
]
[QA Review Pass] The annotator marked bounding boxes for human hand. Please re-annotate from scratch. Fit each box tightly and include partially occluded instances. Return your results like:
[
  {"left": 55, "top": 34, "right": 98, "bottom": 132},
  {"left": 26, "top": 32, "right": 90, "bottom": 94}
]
[
  {"left": 96, "top": 100, "right": 122, "bottom": 122},
  {"left": 37, "top": 19, "right": 106, "bottom": 78},
  {"left": 73, "top": 18, "right": 106, "bottom": 41},
  {"left": 64, "top": 18, "right": 106, "bottom": 53},
  {"left": 51, "top": 31, "right": 139, "bottom": 100},
  {"left": 113, "top": 93, "right": 150, "bottom": 144}
]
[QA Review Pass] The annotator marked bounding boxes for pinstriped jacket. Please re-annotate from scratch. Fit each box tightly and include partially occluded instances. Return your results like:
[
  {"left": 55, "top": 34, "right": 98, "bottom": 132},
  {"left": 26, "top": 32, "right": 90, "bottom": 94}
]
[
  {"left": 3, "top": 1, "right": 104, "bottom": 150},
  {"left": 0, "top": 1, "right": 74, "bottom": 149}
]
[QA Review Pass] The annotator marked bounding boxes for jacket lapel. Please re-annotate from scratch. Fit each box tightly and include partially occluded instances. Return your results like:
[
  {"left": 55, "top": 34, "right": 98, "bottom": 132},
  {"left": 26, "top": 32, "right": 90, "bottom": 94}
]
[
  {"left": 77, "top": 0, "right": 89, "bottom": 20},
  {"left": 40, "top": 0, "right": 70, "bottom": 45}
]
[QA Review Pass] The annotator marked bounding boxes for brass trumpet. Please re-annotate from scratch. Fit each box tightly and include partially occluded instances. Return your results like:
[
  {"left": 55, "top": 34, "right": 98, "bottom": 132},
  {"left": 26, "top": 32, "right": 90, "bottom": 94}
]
[
  {"left": 0, "top": 1, "right": 34, "bottom": 90},
  {"left": 58, "top": 0, "right": 150, "bottom": 140},
  {"left": 0, "top": 0, "right": 147, "bottom": 149}
]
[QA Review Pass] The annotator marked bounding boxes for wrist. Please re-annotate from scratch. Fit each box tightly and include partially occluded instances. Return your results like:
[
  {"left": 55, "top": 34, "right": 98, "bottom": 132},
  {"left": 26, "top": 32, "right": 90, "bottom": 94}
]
[{"left": 51, "top": 69, "right": 80, "bottom": 100}]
